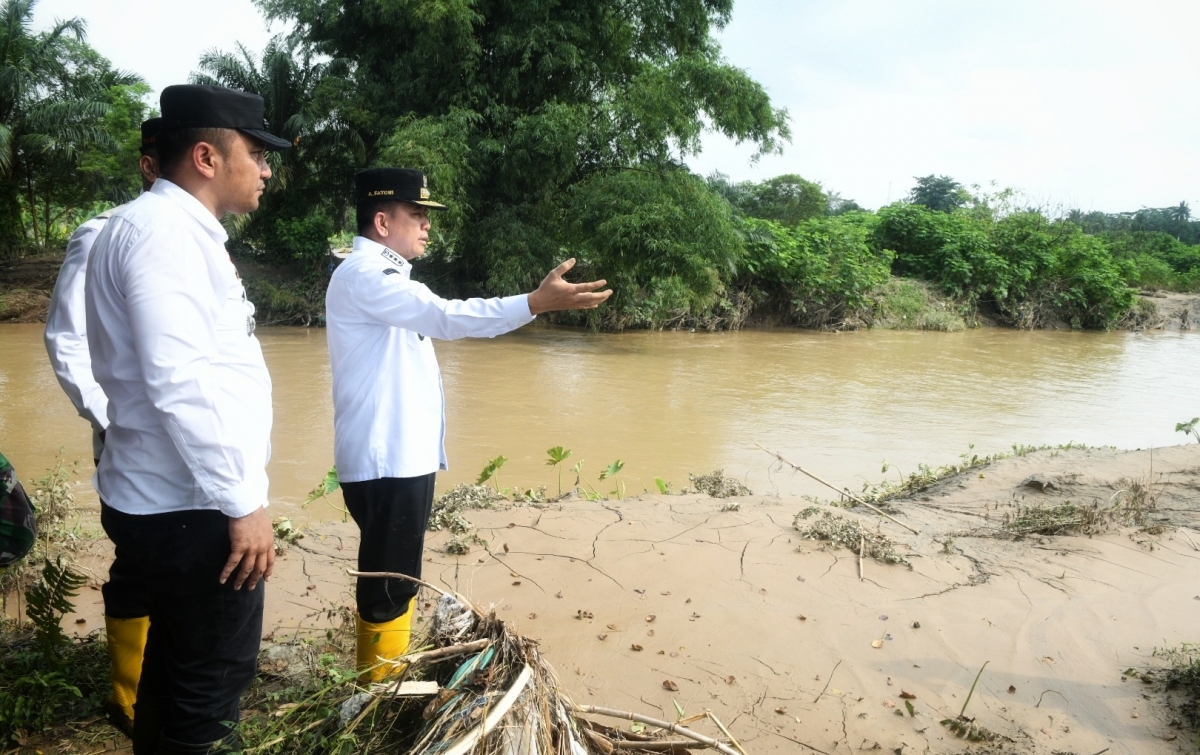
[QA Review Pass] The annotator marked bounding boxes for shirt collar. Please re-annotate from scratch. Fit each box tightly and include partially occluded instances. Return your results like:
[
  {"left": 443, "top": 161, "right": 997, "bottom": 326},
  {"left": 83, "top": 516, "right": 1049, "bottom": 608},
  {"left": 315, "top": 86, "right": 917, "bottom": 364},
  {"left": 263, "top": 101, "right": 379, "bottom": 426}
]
[
  {"left": 150, "top": 179, "right": 229, "bottom": 245},
  {"left": 353, "top": 235, "right": 412, "bottom": 270}
]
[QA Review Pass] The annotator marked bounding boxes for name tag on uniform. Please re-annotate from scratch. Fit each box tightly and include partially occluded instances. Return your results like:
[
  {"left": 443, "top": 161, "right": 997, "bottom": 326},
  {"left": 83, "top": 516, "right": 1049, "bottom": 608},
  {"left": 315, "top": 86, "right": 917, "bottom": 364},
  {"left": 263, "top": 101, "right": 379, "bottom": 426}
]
[{"left": 381, "top": 249, "right": 405, "bottom": 267}]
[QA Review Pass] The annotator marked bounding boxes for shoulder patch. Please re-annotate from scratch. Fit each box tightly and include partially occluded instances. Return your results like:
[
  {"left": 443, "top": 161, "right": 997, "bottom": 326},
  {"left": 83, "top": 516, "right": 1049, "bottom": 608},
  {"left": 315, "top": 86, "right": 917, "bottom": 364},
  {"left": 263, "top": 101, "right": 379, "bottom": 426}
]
[
  {"left": 380, "top": 248, "right": 406, "bottom": 267},
  {"left": 383, "top": 268, "right": 401, "bottom": 276}
]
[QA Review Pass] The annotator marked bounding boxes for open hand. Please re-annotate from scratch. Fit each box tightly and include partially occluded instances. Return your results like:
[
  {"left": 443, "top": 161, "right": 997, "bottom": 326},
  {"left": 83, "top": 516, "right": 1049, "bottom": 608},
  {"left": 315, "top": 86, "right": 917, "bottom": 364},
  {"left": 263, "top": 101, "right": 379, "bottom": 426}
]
[
  {"left": 527, "top": 258, "right": 612, "bottom": 315},
  {"left": 221, "top": 506, "right": 275, "bottom": 590}
]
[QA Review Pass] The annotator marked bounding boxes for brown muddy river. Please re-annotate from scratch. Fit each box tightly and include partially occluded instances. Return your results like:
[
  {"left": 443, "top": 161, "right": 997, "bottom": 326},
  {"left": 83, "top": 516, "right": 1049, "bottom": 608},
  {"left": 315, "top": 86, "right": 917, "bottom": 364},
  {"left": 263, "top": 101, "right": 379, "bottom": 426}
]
[{"left": 2, "top": 322, "right": 1197, "bottom": 519}]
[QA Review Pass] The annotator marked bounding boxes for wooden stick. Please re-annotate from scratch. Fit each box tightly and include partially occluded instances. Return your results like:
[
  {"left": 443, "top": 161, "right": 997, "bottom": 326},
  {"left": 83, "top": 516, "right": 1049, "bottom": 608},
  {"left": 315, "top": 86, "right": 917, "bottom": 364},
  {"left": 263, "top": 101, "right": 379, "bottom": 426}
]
[
  {"left": 756, "top": 444, "right": 920, "bottom": 535},
  {"left": 574, "top": 705, "right": 742, "bottom": 755},
  {"left": 706, "top": 711, "right": 748, "bottom": 755},
  {"left": 395, "top": 638, "right": 491, "bottom": 668},
  {"left": 348, "top": 569, "right": 484, "bottom": 617},
  {"left": 858, "top": 535, "right": 865, "bottom": 581},
  {"left": 612, "top": 740, "right": 710, "bottom": 751},
  {"left": 441, "top": 664, "right": 534, "bottom": 755}
]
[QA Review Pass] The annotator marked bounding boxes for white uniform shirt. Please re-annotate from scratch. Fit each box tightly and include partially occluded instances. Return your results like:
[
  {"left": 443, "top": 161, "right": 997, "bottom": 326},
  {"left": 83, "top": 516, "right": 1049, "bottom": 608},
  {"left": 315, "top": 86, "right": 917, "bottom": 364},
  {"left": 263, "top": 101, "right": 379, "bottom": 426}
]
[
  {"left": 45, "top": 211, "right": 120, "bottom": 459},
  {"left": 84, "top": 179, "right": 273, "bottom": 518},
  {"left": 326, "top": 235, "right": 535, "bottom": 482}
]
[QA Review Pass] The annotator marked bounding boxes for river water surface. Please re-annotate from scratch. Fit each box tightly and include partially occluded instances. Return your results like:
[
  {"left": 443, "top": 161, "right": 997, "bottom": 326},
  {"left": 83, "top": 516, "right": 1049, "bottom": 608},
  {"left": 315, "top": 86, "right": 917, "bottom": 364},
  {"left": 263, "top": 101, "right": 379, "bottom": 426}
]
[{"left": 2, "top": 323, "right": 1197, "bottom": 519}]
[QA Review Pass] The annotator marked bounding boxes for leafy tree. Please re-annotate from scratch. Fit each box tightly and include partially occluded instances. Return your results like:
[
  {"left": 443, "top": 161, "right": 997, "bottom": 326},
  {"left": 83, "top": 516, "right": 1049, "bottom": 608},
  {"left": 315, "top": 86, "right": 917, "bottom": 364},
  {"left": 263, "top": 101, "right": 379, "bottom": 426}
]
[
  {"left": 191, "top": 36, "right": 362, "bottom": 268},
  {"left": 0, "top": 0, "right": 141, "bottom": 255},
  {"left": 907, "top": 174, "right": 970, "bottom": 213},
  {"left": 254, "top": 0, "right": 790, "bottom": 313}
]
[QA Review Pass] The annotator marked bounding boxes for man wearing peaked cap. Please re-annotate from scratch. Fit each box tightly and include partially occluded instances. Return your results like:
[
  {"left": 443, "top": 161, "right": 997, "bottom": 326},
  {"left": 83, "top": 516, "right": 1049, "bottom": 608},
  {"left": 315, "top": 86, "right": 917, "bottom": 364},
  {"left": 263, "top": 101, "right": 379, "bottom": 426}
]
[
  {"left": 326, "top": 168, "right": 612, "bottom": 681},
  {"left": 84, "top": 84, "right": 288, "bottom": 755}
]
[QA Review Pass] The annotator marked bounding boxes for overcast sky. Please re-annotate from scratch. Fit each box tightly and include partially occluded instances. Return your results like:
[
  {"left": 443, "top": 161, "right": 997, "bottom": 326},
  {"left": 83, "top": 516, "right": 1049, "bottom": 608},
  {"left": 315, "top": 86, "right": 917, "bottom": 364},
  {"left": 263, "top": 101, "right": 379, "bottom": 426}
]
[{"left": 36, "top": 0, "right": 1198, "bottom": 212}]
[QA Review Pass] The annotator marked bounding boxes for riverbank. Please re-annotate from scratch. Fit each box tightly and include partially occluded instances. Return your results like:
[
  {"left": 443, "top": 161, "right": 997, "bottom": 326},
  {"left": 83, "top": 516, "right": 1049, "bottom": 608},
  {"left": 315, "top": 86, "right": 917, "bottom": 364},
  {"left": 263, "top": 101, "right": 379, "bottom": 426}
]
[
  {"left": 11, "top": 444, "right": 1200, "bottom": 754},
  {"left": 5, "top": 253, "right": 1198, "bottom": 331}
]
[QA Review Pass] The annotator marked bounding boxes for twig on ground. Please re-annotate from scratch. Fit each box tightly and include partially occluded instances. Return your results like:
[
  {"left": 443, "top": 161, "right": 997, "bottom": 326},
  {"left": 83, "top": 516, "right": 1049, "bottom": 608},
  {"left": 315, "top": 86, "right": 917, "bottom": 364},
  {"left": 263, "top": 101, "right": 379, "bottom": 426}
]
[
  {"left": 396, "top": 638, "right": 491, "bottom": 669},
  {"left": 813, "top": 659, "right": 842, "bottom": 704},
  {"left": 348, "top": 569, "right": 484, "bottom": 617},
  {"left": 574, "top": 705, "right": 742, "bottom": 755},
  {"left": 755, "top": 444, "right": 920, "bottom": 535},
  {"left": 858, "top": 535, "right": 865, "bottom": 581},
  {"left": 707, "top": 711, "right": 749, "bottom": 755}
]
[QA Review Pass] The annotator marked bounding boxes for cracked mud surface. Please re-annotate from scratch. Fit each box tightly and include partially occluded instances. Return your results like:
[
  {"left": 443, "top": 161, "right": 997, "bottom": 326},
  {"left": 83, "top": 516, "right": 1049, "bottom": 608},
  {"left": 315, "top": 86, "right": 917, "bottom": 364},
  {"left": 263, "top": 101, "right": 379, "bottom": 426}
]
[{"left": 62, "top": 445, "right": 1200, "bottom": 754}]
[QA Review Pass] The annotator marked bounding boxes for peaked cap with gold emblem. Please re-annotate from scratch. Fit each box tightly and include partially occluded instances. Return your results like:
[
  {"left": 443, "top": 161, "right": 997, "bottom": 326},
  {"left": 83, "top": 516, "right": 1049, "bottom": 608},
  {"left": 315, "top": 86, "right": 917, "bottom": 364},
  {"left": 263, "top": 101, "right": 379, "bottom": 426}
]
[{"left": 354, "top": 168, "right": 448, "bottom": 210}]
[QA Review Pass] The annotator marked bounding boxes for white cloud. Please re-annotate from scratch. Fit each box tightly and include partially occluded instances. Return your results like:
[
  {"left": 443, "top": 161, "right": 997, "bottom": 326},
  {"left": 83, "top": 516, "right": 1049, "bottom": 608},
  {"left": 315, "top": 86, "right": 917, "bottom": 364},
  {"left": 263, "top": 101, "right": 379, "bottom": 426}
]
[
  {"left": 35, "top": 0, "right": 283, "bottom": 104},
  {"left": 32, "top": 0, "right": 1200, "bottom": 214},
  {"left": 688, "top": 0, "right": 1200, "bottom": 212}
]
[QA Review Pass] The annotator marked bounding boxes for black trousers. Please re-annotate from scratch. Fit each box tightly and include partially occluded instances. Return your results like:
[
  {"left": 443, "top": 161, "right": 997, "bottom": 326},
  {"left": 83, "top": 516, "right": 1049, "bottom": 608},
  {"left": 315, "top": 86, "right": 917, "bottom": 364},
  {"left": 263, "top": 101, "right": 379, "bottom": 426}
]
[
  {"left": 342, "top": 474, "right": 437, "bottom": 623},
  {"left": 100, "top": 504, "right": 264, "bottom": 753}
]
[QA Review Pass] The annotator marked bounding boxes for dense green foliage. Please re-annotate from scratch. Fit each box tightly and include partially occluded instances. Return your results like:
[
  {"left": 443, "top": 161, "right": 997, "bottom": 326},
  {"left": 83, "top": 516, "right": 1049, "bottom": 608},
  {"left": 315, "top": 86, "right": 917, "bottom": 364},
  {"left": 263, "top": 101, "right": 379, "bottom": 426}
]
[
  {"left": 0, "top": 0, "right": 146, "bottom": 257},
  {"left": 250, "top": 0, "right": 789, "bottom": 313},
  {"left": 6, "top": 0, "right": 1198, "bottom": 330}
]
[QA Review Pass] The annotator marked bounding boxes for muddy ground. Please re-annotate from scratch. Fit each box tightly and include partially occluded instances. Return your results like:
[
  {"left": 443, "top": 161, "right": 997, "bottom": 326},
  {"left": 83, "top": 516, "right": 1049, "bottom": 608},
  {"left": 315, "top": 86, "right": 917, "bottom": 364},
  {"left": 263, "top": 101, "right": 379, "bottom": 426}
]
[{"left": 43, "top": 444, "right": 1200, "bottom": 755}]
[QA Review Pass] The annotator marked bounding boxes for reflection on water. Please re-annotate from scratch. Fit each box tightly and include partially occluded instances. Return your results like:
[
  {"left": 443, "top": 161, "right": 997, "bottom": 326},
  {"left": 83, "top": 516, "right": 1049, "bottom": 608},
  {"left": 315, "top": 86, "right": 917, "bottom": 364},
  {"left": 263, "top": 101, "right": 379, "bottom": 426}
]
[{"left": 2, "top": 323, "right": 1197, "bottom": 519}]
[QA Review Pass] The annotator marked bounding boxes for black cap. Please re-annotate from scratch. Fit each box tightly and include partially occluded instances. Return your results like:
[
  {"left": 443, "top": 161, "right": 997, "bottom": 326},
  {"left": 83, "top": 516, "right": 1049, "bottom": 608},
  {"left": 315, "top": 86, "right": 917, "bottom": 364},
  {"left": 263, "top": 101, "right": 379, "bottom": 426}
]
[
  {"left": 159, "top": 84, "right": 292, "bottom": 151},
  {"left": 140, "top": 117, "right": 162, "bottom": 155},
  {"left": 354, "top": 168, "right": 448, "bottom": 210}
]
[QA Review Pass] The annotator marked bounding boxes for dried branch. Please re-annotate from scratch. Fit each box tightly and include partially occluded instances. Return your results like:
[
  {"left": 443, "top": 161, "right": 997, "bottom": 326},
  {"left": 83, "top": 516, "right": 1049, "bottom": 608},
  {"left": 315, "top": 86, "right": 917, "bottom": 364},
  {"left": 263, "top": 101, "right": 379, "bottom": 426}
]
[{"left": 756, "top": 443, "right": 920, "bottom": 535}]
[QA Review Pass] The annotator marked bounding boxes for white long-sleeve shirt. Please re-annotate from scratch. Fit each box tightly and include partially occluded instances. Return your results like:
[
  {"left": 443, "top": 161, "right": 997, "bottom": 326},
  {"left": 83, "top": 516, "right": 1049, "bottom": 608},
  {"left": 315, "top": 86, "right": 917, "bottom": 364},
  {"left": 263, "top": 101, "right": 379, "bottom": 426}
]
[
  {"left": 84, "top": 179, "right": 273, "bottom": 518},
  {"left": 44, "top": 212, "right": 118, "bottom": 459},
  {"left": 326, "top": 235, "right": 535, "bottom": 482}
]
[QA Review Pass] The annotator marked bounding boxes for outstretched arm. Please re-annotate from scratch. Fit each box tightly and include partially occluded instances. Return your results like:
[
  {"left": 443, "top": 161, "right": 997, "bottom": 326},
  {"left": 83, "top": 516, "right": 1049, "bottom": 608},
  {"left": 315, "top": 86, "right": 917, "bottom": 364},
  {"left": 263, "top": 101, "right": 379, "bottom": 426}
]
[{"left": 527, "top": 258, "right": 612, "bottom": 315}]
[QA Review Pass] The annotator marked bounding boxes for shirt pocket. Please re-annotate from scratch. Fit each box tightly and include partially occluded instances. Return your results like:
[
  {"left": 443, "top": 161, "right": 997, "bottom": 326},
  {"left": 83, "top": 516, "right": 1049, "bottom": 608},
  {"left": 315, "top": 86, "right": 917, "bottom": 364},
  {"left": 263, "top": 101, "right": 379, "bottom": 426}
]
[{"left": 216, "top": 280, "right": 255, "bottom": 337}]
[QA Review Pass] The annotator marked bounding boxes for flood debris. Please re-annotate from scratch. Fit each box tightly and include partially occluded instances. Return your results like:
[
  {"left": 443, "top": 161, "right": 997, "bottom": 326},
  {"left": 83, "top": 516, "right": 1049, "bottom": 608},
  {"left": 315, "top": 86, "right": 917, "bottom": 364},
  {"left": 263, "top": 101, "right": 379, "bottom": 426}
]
[
  {"left": 428, "top": 483, "right": 507, "bottom": 535},
  {"left": 793, "top": 507, "right": 911, "bottom": 566},
  {"left": 688, "top": 469, "right": 751, "bottom": 498}
]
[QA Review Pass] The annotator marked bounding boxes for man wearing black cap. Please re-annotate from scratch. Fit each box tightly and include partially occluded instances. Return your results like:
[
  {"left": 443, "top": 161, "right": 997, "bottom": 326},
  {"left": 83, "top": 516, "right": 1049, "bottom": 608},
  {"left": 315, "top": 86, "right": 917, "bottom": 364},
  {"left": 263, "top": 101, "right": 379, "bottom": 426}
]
[
  {"left": 85, "top": 85, "right": 291, "bottom": 754},
  {"left": 44, "top": 117, "right": 162, "bottom": 734},
  {"left": 327, "top": 167, "right": 611, "bottom": 680}
]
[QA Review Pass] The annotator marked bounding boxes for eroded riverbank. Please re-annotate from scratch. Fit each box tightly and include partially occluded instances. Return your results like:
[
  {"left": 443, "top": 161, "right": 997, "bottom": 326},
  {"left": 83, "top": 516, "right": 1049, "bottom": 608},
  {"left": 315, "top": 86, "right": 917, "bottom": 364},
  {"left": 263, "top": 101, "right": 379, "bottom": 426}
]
[{"left": 17, "top": 444, "right": 1199, "bottom": 755}]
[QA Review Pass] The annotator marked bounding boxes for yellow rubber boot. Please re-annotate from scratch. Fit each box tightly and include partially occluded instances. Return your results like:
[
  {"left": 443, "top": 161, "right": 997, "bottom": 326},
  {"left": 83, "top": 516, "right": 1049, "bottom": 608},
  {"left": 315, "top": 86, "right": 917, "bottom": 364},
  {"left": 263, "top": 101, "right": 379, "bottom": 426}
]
[
  {"left": 104, "top": 615, "right": 149, "bottom": 732},
  {"left": 355, "top": 609, "right": 412, "bottom": 683}
]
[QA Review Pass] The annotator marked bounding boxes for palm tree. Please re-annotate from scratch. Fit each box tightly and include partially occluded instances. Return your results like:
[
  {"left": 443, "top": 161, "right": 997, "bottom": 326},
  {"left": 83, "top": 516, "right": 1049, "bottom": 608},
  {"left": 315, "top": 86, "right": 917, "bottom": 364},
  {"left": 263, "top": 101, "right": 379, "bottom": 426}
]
[
  {"left": 0, "top": 0, "right": 141, "bottom": 254},
  {"left": 191, "top": 37, "right": 363, "bottom": 190},
  {"left": 190, "top": 36, "right": 364, "bottom": 263}
]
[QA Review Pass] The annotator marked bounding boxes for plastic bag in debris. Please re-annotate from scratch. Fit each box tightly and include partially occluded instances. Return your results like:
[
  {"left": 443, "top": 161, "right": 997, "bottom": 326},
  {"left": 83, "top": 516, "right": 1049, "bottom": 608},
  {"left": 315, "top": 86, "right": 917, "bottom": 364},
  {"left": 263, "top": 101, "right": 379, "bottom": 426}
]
[
  {"left": 431, "top": 594, "right": 475, "bottom": 641},
  {"left": 338, "top": 691, "right": 372, "bottom": 726}
]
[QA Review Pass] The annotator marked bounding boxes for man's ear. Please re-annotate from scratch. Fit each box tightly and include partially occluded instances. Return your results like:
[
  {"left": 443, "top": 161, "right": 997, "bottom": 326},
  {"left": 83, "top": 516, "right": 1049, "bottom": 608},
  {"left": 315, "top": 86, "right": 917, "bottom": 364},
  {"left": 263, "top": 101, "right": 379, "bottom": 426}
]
[
  {"left": 373, "top": 210, "right": 390, "bottom": 238},
  {"left": 139, "top": 155, "right": 158, "bottom": 185},
  {"left": 191, "top": 141, "right": 220, "bottom": 179}
]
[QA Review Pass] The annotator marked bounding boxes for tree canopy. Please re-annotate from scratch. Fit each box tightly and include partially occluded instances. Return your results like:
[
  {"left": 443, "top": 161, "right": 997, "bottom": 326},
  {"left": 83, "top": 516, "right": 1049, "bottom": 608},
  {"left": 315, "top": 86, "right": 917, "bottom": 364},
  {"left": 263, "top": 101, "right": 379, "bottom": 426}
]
[{"left": 252, "top": 0, "right": 790, "bottom": 311}]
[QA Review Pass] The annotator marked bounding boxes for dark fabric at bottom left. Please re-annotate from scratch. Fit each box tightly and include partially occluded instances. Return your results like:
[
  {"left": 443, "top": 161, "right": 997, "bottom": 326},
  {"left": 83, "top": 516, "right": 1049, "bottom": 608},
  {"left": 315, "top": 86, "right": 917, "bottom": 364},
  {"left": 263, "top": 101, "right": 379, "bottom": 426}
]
[{"left": 101, "top": 504, "right": 264, "bottom": 754}]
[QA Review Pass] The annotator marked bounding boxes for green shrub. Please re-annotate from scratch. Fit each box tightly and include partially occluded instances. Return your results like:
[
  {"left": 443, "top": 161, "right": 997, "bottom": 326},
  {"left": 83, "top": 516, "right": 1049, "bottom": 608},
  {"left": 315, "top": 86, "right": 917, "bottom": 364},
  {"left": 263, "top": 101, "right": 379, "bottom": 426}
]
[{"left": 742, "top": 214, "right": 892, "bottom": 327}]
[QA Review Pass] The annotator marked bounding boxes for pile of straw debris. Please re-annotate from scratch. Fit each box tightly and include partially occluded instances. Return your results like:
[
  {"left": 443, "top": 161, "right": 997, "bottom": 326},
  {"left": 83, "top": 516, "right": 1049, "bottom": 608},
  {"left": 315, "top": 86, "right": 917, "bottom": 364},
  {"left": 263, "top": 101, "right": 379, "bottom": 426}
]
[{"left": 254, "top": 573, "right": 746, "bottom": 755}]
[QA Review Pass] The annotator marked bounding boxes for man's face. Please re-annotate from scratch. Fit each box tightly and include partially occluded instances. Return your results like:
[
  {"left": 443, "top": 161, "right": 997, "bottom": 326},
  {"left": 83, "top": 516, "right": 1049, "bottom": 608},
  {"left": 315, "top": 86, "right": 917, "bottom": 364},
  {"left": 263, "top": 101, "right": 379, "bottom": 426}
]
[
  {"left": 379, "top": 203, "right": 431, "bottom": 260},
  {"left": 214, "top": 132, "right": 271, "bottom": 215}
]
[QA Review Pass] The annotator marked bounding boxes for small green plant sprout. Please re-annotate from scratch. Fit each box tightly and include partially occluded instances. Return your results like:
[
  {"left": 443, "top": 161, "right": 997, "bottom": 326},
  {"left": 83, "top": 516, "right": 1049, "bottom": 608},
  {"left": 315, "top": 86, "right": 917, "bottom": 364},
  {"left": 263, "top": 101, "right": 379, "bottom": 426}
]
[
  {"left": 545, "top": 446, "right": 572, "bottom": 497},
  {"left": 599, "top": 459, "right": 625, "bottom": 499},
  {"left": 1177, "top": 417, "right": 1200, "bottom": 444},
  {"left": 304, "top": 465, "right": 340, "bottom": 504},
  {"left": 303, "top": 465, "right": 349, "bottom": 519},
  {"left": 940, "top": 661, "right": 1005, "bottom": 742},
  {"left": 476, "top": 455, "right": 508, "bottom": 491},
  {"left": 654, "top": 477, "right": 672, "bottom": 495}
]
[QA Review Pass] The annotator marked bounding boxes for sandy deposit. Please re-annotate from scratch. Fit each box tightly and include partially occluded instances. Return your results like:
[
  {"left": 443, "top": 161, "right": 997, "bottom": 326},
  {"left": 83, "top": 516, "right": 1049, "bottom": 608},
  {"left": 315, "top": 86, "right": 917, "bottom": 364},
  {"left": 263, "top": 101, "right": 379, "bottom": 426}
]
[{"left": 55, "top": 445, "right": 1200, "bottom": 755}]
